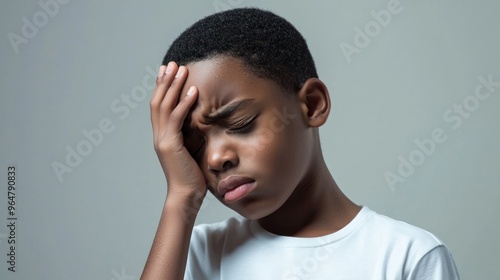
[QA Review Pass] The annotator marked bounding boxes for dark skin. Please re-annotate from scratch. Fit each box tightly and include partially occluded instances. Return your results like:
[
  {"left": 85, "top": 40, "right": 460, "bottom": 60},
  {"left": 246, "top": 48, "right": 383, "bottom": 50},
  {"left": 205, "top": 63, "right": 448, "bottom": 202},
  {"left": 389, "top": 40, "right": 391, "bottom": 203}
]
[
  {"left": 168, "top": 55, "right": 358, "bottom": 236},
  {"left": 142, "top": 55, "right": 360, "bottom": 279}
]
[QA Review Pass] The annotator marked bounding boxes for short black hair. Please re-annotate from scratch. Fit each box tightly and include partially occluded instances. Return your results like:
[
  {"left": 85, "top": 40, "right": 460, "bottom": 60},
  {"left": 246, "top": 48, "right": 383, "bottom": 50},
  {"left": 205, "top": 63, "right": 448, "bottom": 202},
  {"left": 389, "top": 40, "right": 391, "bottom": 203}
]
[{"left": 162, "top": 7, "right": 318, "bottom": 94}]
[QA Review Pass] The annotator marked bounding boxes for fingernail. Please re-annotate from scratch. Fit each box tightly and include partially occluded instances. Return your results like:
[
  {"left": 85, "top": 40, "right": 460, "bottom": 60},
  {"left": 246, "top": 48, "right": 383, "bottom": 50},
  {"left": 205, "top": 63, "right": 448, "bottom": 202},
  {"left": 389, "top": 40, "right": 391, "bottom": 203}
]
[
  {"left": 187, "top": 86, "right": 195, "bottom": 96},
  {"left": 165, "top": 62, "right": 174, "bottom": 75},
  {"left": 175, "top": 66, "right": 185, "bottom": 78},
  {"left": 157, "top": 65, "right": 167, "bottom": 78}
]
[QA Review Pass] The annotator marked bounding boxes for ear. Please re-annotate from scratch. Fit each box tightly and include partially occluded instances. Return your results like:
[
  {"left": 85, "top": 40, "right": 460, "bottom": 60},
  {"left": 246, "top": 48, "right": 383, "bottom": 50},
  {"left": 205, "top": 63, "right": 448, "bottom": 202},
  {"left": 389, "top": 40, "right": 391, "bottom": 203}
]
[{"left": 296, "top": 78, "right": 331, "bottom": 127}]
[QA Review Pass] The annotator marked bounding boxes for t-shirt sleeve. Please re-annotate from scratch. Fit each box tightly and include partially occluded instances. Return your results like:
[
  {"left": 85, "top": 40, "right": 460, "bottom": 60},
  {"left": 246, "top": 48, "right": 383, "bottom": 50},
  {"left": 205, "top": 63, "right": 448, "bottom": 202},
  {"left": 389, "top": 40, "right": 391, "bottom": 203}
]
[
  {"left": 184, "top": 223, "right": 223, "bottom": 280},
  {"left": 407, "top": 245, "right": 460, "bottom": 280},
  {"left": 184, "top": 218, "right": 243, "bottom": 280}
]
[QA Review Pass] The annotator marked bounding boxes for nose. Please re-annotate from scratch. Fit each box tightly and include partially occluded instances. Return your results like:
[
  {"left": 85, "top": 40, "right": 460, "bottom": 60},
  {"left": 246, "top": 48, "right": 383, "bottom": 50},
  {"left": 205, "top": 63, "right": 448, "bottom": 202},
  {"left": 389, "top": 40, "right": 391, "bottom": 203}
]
[{"left": 206, "top": 137, "right": 238, "bottom": 174}]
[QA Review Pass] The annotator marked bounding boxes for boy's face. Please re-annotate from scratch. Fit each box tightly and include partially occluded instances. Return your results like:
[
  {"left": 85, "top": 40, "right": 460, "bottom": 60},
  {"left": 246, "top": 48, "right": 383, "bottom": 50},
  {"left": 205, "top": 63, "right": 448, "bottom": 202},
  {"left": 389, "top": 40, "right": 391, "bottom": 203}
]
[{"left": 181, "top": 56, "right": 314, "bottom": 219}]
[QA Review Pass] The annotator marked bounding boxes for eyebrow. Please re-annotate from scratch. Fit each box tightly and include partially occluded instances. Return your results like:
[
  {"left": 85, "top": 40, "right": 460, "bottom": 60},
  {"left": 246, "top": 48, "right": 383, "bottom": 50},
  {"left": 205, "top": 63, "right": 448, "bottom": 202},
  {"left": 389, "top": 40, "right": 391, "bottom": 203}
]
[{"left": 203, "top": 98, "right": 256, "bottom": 124}]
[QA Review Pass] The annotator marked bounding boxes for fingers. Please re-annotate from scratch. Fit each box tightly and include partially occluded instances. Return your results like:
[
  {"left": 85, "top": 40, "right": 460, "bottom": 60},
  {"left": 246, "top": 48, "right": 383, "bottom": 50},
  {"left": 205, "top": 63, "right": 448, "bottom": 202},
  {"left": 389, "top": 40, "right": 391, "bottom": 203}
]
[
  {"left": 157, "top": 65, "right": 189, "bottom": 141},
  {"left": 151, "top": 62, "right": 178, "bottom": 139},
  {"left": 150, "top": 61, "right": 198, "bottom": 150},
  {"left": 150, "top": 62, "right": 187, "bottom": 139},
  {"left": 159, "top": 66, "right": 187, "bottom": 127},
  {"left": 167, "top": 86, "right": 198, "bottom": 133}
]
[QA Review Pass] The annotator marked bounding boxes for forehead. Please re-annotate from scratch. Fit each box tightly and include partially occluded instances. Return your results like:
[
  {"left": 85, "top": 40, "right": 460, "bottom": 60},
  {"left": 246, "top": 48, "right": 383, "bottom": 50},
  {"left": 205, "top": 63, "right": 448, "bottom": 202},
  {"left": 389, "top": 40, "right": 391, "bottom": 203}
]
[
  {"left": 184, "top": 56, "right": 254, "bottom": 105},
  {"left": 181, "top": 56, "right": 286, "bottom": 117}
]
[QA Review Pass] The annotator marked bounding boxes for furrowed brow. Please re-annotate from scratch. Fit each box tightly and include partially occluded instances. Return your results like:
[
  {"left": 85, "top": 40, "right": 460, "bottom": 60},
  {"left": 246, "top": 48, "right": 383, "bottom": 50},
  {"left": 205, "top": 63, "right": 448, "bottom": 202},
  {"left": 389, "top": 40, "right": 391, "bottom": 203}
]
[{"left": 204, "top": 98, "right": 256, "bottom": 124}]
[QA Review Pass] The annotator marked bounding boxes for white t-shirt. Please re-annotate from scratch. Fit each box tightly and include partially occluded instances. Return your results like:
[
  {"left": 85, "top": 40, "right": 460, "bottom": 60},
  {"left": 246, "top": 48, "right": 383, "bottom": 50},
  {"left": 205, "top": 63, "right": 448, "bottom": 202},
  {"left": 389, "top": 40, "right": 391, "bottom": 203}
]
[{"left": 185, "top": 206, "right": 460, "bottom": 279}]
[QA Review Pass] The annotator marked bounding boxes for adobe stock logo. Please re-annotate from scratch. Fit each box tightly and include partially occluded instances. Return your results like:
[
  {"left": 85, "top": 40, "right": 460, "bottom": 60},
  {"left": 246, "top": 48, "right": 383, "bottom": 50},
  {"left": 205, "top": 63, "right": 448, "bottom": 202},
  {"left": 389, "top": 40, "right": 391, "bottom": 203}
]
[
  {"left": 385, "top": 73, "right": 500, "bottom": 191},
  {"left": 237, "top": 105, "right": 297, "bottom": 155},
  {"left": 339, "top": 0, "right": 406, "bottom": 64},
  {"left": 281, "top": 243, "right": 334, "bottom": 279},
  {"left": 51, "top": 65, "right": 158, "bottom": 182},
  {"left": 212, "top": 0, "right": 244, "bottom": 12},
  {"left": 110, "top": 267, "right": 134, "bottom": 280},
  {"left": 7, "top": 0, "right": 72, "bottom": 54}
]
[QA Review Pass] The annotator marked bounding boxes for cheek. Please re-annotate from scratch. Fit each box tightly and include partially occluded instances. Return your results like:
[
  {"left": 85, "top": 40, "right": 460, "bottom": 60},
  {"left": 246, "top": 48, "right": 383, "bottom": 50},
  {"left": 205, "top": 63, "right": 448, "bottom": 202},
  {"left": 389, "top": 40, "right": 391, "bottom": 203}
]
[
  {"left": 240, "top": 119, "right": 299, "bottom": 174},
  {"left": 243, "top": 109, "right": 293, "bottom": 152},
  {"left": 241, "top": 119, "right": 285, "bottom": 154}
]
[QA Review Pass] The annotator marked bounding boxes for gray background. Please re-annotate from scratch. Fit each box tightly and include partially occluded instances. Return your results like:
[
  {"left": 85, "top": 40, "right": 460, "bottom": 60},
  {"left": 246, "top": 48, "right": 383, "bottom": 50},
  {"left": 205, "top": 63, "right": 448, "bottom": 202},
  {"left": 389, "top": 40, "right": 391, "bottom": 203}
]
[{"left": 1, "top": 0, "right": 499, "bottom": 279}]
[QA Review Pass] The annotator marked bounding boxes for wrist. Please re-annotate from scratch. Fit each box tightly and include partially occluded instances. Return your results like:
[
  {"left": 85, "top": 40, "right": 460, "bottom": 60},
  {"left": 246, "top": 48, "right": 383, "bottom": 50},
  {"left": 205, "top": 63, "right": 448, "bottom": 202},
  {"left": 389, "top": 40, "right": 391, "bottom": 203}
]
[{"left": 165, "top": 191, "right": 205, "bottom": 223}]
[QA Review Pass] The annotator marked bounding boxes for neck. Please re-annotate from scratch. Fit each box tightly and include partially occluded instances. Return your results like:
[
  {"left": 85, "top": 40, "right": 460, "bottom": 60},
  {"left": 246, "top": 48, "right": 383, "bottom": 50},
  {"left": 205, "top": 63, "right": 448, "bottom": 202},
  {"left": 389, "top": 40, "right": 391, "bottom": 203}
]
[{"left": 258, "top": 157, "right": 361, "bottom": 237}]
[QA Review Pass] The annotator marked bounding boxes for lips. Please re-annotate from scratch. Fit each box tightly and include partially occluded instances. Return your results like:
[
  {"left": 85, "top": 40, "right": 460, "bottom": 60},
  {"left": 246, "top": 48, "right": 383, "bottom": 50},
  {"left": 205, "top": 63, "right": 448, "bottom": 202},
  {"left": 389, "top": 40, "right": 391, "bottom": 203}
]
[{"left": 217, "top": 176, "right": 256, "bottom": 203}]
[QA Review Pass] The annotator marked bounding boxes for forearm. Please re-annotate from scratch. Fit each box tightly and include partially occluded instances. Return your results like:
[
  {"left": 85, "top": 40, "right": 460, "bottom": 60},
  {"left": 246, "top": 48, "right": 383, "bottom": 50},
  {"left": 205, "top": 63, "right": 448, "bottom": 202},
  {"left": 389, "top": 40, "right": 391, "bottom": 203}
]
[
  {"left": 141, "top": 196, "right": 200, "bottom": 280},
  {"left": 144, "top": 62, "right": 205, "bottom": 279}
]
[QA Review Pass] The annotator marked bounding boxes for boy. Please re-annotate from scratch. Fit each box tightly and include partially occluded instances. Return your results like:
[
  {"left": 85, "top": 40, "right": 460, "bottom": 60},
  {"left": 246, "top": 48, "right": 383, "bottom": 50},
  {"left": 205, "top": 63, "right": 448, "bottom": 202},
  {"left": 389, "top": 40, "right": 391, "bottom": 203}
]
[{"left": 141, "top": 8, "right": 460, "bottom": 280}]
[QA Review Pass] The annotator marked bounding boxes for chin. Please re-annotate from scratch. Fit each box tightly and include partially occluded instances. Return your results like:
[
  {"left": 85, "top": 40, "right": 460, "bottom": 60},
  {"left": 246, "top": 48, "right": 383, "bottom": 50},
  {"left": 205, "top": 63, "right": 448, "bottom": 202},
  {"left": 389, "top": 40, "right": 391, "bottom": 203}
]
[{"left": 226, "top": 200, "right": 282, "bottom": 221}]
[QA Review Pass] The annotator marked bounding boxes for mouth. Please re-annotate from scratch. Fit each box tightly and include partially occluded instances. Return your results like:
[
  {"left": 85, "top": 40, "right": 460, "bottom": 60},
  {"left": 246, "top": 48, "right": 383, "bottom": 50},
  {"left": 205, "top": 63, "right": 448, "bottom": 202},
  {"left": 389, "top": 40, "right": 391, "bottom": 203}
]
[{"left": 217, "top": 176, "right": 256, "bottom": 203}]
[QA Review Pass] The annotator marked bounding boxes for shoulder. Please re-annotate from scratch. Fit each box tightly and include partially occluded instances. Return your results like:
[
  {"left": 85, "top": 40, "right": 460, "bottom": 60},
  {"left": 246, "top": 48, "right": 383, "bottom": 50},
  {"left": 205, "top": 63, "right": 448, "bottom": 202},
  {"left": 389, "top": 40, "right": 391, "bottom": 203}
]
[
  {"left": 186, "top": 217, "right": 252, "bottom": 279},
  {"left": 192, "top": 216, "right": 250, "bottom": 237},
  {"left": 361, "top": 207, "right": 444, "bottom": 249},
  {"left": 357, "top": 207, "right": 460, "bottom": 278},
  {"left": 190, "top": 216, "right": 251, "bottom": 249}
]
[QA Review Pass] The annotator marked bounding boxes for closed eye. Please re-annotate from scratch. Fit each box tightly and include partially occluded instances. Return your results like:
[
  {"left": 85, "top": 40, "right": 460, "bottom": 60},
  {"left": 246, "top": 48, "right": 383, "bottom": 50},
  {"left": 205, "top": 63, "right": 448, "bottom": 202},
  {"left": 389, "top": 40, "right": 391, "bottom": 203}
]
[{"left": 228, "top": 115, "right": 258, "bottom": 134}]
